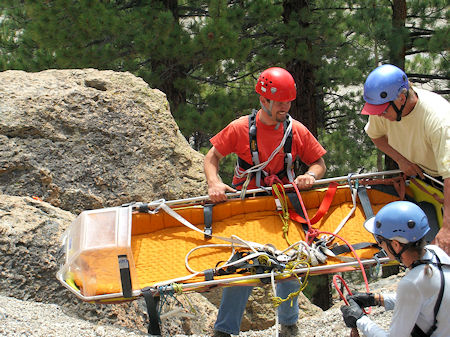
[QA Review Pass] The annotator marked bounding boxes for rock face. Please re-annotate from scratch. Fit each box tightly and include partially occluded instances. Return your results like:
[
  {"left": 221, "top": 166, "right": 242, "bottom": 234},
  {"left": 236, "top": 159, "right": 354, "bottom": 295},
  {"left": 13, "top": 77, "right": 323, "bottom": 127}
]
[
  {"left": 0, "top": 69, "right": 207, "bottom": 214},
  {"left": 0, "top": 69, "right": 210, "bottom": 334}
]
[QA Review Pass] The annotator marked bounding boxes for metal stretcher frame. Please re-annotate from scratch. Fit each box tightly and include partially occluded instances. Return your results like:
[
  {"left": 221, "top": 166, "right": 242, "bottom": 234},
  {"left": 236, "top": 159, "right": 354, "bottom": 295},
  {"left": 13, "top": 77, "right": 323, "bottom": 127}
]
[{"left": 56, "top": 170, "right": 406, "bottom": 303}]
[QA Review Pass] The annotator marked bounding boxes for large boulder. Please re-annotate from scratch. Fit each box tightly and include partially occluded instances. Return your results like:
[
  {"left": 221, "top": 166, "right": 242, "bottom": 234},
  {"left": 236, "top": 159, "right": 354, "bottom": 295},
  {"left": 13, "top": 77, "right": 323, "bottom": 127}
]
[
  {"left": 0, "top": 69, "right": 207, "bottom": 214},
  {"left": 0, "top": 193, "right": 220, "bottom": 335}
]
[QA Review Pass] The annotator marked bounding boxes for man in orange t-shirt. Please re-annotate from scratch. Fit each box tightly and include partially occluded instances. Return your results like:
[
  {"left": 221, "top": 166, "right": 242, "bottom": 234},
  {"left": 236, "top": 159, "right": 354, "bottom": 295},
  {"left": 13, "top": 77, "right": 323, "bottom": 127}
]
[
  {"left": 205, "top": 67, "right": 326, "bottom": 203},
  {"left": 204, "top": 67, "right": 327, "bottom": 337}
]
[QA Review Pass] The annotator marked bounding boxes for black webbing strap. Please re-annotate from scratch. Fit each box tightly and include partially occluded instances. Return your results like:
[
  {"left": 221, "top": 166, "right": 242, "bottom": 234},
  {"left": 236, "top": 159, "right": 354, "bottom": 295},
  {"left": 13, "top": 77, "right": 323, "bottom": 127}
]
[
  {"left": 203, "top": 204, "right": 214, "bottom": 239},
  {"left": 357, "top": 185, "right": 374, "bottom": 219},
  {"left": 330, "top": 242, "right": 377, "bottom": 255},
  {"left": 118, "top": 255, "right": 132, "bottom": 298},
  {"left": 411, "top": 325, "right": 428, "bottom": 337},
  {"left": 204, "top": 268, "right": 215, "bottom": 281},
  {"left": 234, "top": 109, "right": 293, "bottom": 188},
  {"left": 425, "top": 252, "right": 445, "bottom": 336},
  {"left": 142, "top": 287, "right": 161, "bottom": 336}
]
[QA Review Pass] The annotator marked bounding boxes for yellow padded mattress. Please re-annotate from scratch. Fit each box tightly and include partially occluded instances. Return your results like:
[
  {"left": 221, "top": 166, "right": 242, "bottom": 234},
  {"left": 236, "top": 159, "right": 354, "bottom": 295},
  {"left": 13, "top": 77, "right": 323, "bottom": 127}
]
[{"left": 73, "top": 187, "right": 399, "bottom": 296}]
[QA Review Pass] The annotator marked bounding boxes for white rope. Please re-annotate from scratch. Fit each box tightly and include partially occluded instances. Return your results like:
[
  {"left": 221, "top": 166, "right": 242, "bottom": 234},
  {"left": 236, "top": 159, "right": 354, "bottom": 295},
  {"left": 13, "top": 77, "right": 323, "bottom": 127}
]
[
  {"left": 271, "top": 270, "right": 280, "bottom": 337},
  {"left": 159, "top": 203, "right": 264, "bottom": 248},
  {"left": 234, "top": 116, "right": 293, "bottom": 179}
]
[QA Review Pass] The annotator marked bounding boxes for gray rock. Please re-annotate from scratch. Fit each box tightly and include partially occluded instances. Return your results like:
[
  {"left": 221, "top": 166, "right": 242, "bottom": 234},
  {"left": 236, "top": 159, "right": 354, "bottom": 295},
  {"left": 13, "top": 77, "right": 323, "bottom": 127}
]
[{"left": 0, "top": 69, "right": 206, "bottom": 214}]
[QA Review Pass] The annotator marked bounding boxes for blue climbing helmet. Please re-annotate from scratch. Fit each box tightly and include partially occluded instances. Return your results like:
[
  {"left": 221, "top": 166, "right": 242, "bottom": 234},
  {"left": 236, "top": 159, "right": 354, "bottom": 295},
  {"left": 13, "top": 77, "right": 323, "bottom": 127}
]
[
  {"left": 364, "top": 201, "right": 430, "bottom": 244},
  {"left": 361, "top": 64, "right": 409, "bottom": 115}
]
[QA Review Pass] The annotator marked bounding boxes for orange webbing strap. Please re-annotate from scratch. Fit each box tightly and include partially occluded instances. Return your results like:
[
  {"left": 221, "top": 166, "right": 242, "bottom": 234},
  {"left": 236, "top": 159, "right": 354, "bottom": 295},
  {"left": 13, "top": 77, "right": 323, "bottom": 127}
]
[
  {"left": 288, "top": 182, "right": 339, "bottom": 225},
  {"left": 359, "top": 174, "right": 407, "bottom": 200}
]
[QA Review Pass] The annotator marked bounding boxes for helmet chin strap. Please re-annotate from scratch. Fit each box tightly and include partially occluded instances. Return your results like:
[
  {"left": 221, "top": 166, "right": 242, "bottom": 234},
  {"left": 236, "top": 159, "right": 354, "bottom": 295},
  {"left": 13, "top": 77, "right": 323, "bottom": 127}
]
[
  {"left": 260, "top": 99, "right": 281, "bottom": 129},
  {"left": 260, "top": 99, "right": 274, "bottom": 117},
  {"left": 391, "top": 90, "right": 409, "bottom": 121},
  {"left": 386, "top": 240, "right": 411, "bottom": 265}
]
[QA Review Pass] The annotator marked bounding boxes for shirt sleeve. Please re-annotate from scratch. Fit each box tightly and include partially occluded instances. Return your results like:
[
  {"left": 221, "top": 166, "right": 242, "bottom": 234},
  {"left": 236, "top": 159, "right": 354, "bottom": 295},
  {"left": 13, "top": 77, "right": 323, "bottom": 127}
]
[
  {"left": 210, "top": 120, "right": 239, "bottom": 157},
  {"left": 387, "top": 278, "right": 423, "bottom": 337},
  {"left": 357, "top": 281, "right": 423, "bottom": 337},
  {"left": 357, "top": 315, "right": 388, "bottom": 337},
  {"left": 364, "top": 115, "right": 387, "bottom": 140},
  {"left": 292, "top": 121, "right": 326, "bottom": 165},
  {"left": 382, "top": 293, "right": 396, "bottom": 311}
]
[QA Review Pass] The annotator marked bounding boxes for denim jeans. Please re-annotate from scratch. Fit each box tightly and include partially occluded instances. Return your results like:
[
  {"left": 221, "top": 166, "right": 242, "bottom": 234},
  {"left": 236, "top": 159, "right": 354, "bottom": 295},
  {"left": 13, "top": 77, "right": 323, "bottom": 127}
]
[{"left": 214, "top": 279, "right": 300, "bottom": 335}]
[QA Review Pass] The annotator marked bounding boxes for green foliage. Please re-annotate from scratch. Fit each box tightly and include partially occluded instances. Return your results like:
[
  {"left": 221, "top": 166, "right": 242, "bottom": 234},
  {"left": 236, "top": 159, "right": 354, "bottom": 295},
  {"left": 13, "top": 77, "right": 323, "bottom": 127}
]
[{"left": 0, "top": 0, "right": 447, "bottom": 179}]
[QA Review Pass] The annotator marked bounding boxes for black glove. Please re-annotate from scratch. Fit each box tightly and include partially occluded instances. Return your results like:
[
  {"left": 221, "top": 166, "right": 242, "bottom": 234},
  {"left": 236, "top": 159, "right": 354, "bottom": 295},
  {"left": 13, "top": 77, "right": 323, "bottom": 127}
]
[
  {"left": 347, "top": 292, "right": 377, "bottom": 308},
  {"left": 341, "top": 299, "right": 365, "bottom": 328}
]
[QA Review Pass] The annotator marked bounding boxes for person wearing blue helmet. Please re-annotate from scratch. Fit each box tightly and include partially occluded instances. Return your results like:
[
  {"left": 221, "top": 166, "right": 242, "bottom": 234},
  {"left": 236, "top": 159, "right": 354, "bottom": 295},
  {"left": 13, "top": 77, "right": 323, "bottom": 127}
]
[
  {"left": 341, "top": 201, "right": 450, "bottom": 337},
  {"left": 361, "top": 64, "right": 450, "bottom": 255}
]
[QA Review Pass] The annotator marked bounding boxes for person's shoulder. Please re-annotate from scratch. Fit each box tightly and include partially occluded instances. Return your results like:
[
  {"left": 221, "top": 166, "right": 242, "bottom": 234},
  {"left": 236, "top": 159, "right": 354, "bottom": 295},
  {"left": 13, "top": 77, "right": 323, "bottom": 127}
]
[
  {"left": 290, "top": 117, "right": 310, "bottom": 132},
  {"left": 227, "top": 114, "right": 250, "bottom": 128},
  {"left": 425, "top": 245, "right": 450, "bottom": 264},
  {"left": 416, "top": 88, "right": 450, "bottom": 109}
]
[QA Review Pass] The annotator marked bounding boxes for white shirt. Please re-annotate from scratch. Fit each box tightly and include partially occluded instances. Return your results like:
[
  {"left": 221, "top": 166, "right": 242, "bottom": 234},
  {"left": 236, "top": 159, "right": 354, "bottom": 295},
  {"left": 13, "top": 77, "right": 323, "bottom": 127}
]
[{"left": 357, "top": 245, "right": 450, "bottom": 337}]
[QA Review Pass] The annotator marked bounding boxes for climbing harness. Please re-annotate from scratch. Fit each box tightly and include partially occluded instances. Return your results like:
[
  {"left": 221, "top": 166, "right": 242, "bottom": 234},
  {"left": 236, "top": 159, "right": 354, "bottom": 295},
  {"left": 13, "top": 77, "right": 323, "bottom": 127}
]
[{"left": 234, "top": 109, "right": 294, "bottom": 198}]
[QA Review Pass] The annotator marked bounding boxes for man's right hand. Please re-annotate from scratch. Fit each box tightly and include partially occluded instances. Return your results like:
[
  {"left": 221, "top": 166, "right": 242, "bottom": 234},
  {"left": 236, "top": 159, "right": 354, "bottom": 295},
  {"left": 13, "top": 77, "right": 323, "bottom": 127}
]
[
  {"left": 397, "top": 157, "right": 424, "bottom": 178},
  {"left": 208, "top": 182, "right": 236, "bottom": 203}
]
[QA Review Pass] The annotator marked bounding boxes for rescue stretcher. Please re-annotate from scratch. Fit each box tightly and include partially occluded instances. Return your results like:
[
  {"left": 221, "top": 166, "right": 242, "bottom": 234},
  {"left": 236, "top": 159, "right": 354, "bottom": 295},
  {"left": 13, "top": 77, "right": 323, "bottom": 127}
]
[{"left": 56, "top": 170, "right": 443, "bottom": 334}]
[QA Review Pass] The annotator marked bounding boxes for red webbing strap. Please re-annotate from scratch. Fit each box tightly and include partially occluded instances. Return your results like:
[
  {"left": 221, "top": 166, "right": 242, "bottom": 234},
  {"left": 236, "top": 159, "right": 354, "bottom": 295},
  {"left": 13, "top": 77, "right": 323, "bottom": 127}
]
[
  {"left": 288, "top": 182, "right": 338, "bottom": 225},
  {"left": 359, "top": 175, "right": 406, "bottom": 200},
  {"left": 410, "top": 178, "right": 444, "bottom": 204}
]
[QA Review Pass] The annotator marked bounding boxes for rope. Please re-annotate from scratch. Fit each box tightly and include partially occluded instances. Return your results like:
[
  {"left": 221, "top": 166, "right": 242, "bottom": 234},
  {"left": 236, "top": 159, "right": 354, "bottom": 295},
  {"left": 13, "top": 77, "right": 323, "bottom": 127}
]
[
  {"left": 172, "top": 283, "right": 198, "bottom": 314},
  {"left": 234, "top": 116, "right": 293, "bottom": 179},
  {"left": 332, "top": 275, "right": 361, "bottom": 337},
  {"left": 240, "top": 174, "right": 252, "bottom": 199},
  {"left": 272, "top": 182, "right": 292, "bottom": 245},
  {"left": 289, "top": 178, "right": 372, "bottom": 307}
]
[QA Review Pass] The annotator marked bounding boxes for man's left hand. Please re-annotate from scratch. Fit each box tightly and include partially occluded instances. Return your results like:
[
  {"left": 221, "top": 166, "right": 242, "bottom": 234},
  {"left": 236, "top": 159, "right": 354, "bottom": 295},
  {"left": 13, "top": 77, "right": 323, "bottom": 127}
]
[{"left": 341, "top": 299, "right": 365, "bottom": 328}]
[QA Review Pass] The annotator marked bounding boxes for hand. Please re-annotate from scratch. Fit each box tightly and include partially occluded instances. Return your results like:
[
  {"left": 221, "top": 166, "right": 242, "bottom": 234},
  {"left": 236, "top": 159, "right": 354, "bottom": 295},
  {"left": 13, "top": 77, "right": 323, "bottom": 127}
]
[
  {"left": 341, "top": 299, "right": 364, "bottom": 328},
  {"left": 347, "top": 292, "right": 377, "bottom": 308},
  {"left": 294, "top": 174, "right": 315, "bottom": 190},
  {"left": 432, "top": 226, "right": 450, "bottom": 255},
  {"left": 208, "top": 182, "right": 236, "bottom": 203},
  {"left": 397, "top": 158, "right": 424, "bottom": 178}
]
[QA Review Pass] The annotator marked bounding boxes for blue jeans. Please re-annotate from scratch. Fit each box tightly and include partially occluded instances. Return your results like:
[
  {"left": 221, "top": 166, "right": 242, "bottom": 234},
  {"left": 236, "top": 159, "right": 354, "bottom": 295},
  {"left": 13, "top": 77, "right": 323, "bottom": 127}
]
[{"left": 214, "top": 279, "right": 300, "bottom": 335}]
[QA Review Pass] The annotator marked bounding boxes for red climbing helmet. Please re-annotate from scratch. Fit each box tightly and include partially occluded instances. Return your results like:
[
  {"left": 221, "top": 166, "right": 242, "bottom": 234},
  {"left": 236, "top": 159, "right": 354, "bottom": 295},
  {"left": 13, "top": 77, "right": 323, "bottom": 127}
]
[{"left": 255, "top": 67, "right": 297, "bottom": 102}]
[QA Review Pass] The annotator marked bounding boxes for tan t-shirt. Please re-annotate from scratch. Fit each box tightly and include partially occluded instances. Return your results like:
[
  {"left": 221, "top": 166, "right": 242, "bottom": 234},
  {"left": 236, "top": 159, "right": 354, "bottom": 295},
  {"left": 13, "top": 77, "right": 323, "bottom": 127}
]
[{"left": 364, "top": 88, "right": 450, "bottom": 179}]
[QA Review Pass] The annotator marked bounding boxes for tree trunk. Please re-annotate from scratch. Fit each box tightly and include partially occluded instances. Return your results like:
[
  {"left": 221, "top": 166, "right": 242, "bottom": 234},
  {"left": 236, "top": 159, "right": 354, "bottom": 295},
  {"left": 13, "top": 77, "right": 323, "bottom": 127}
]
[
  {"left": 155, "top": 0, "right": 187, "bottom": 117},
  {"left": 282, "top": 0, "right": 318, "bottom": 137},
  {"left": 390, "top": 0, "right": 407, "bottom": 69},
  {"left": 385, "top": 0, "right": 407, "bottom": 171}
]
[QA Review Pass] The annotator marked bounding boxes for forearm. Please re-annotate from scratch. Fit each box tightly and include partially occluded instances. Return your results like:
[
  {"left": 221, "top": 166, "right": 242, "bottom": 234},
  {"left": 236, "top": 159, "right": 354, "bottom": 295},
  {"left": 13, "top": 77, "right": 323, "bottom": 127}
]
[
  {"left": 306, "top": 157, "right": 326, "bottom": 180},
  {"left": 371, "top": 136, "right": 406, "bottom": 164},
  {"left": 371, "top": 136, "right": 423, "bottom": 177},
  {"left": 204, "top": 147, "right": 223, "bottom": 187},
  {"left": 434, "top": 178, "right": 450, "bottom": 253}
]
